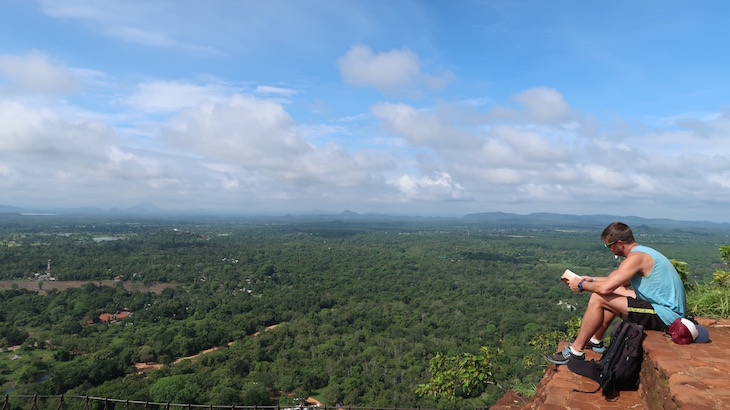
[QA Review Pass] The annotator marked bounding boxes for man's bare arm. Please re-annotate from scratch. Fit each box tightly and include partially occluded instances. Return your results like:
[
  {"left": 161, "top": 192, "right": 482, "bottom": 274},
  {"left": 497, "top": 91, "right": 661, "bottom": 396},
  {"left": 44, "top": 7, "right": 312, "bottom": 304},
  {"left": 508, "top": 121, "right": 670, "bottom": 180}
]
[{"left": 571, "top": 253, "right": 648, "bottom": 294}]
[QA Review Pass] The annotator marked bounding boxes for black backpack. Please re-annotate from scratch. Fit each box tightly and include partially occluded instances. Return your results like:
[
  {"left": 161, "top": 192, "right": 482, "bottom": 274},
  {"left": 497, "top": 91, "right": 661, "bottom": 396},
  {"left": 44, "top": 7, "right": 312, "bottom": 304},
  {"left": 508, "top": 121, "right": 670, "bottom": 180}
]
[{"left": 567, "top": 321, "right": 645, "bottom": 398}]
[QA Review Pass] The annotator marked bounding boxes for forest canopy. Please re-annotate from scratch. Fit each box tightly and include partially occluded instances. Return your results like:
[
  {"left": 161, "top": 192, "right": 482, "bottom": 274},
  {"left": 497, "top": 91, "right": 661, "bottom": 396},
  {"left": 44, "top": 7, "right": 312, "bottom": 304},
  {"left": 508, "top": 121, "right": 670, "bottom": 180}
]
[{"left": 1, "top": 213, "right": 727, "bottom": 408}]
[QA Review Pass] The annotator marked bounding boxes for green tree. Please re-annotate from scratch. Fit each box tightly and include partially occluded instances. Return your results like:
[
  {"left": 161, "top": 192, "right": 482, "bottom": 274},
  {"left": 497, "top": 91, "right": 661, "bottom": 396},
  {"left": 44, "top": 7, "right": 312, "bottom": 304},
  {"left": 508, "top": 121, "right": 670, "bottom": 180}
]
[
  {"left": 416, "top": 346, "right": 504, "bottom": 400},
  {"left": 138, "top": 345, "right": 156, "bottom": 363},
  {"left": 320, "top": 382, "right": 344, "bottom": 406},
  {"left": 17, "top": 356, "right": 49, "bottom": 383},
  {"left": 671, "top": 259, "right": 692, "bottom": 290},
  {"left": 712, "top": 245, "right": 730, "bottom": 287},
  {"left": 209, "top": 385, "right": 241, "bottom": 405},
  {"left": 149, "top": 374, "right": 204, "bottom": 404},
  {"left": 240, "top": 382, "right": 272, "bottom": 406}
]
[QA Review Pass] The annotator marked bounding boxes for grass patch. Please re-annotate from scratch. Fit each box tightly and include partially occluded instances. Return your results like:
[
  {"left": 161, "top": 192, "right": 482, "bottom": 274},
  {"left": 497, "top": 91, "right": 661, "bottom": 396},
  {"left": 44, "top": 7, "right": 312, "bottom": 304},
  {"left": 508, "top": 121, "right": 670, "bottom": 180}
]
[
  {"left": 511, "top": 382, "right": 537, "bottom": 398},
  {"left": 687, "top": 285, "right": 730, "bottom": 319},
  {"left": 1, "top": 347, "right": 55, "bottom": 387}
]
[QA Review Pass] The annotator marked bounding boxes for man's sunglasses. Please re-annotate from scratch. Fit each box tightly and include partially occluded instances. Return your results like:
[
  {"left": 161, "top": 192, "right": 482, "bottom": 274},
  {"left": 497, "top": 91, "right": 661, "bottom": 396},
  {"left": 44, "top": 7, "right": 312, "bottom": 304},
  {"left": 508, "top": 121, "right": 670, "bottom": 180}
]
[{"left": 604, "top": 240, "right": 618, "bottom": 248}]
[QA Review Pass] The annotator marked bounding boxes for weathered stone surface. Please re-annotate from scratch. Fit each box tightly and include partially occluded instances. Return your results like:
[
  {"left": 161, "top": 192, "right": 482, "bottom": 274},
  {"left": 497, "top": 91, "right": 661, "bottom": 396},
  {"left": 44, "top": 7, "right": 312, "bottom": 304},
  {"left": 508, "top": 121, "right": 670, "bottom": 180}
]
[{"left": 492, "top": 319, "right": 730, "bottom": 409}]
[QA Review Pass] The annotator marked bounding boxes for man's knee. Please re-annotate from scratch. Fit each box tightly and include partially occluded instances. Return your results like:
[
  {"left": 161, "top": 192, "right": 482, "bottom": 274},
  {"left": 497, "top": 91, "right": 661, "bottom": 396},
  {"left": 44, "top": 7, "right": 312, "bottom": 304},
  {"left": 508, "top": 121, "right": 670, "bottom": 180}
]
[{"left": 587, "top": 292, "right": 608, "bottom": 306}]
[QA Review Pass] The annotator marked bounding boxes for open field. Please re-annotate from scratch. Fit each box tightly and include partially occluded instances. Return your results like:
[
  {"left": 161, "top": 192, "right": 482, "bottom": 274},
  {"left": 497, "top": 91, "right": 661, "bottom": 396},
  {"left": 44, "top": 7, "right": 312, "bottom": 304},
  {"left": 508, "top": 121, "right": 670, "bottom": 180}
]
[{"left": 0, "top": 280, "right": 177, "bottom": 295}]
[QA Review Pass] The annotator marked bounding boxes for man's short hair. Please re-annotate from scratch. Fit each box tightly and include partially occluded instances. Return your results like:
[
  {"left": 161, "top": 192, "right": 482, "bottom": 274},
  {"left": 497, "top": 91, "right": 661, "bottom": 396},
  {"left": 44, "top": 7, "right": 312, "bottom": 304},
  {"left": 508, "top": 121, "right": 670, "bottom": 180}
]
[{"left": 601, "top": 222, "right": 636, "bottom": 244}]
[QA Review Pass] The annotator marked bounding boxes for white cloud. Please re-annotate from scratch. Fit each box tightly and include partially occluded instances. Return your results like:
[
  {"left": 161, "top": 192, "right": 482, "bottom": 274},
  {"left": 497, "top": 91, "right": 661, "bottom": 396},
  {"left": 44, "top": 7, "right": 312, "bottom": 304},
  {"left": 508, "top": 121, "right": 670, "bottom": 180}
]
[
  {"left": 255, "top": 85, "right": 296, "bottom": 96},
  {"left": 107, "top": 26, "right": 181, "bottom": 49},
  {"left": 512, "top": 87, "right": 570, "bottom": 123},
  {"left": 518, "top": 183, "right": 570, "bottom": 200},
  {"left": 299, "top": 124, "right": 346, "bottom": 139},
  {"left": 629, "top": 173, "right": 658, "bottom": 194},
  {"left": 338, "top": 45, "right": 429, "bottom": 93},
  {"left": 162, "top": 95, "right": 308, "bottom": 167},
  {"left": 0, "top": 50, "right": 78, "bottom": 94},
  {"left": 391, "top": 172, "right": 464, "bottom": 201},
  {"left": 365, "top": 94, "right": 730, "bottom": 216},
  {"left": 40, "top": 0, "right": 220, "bottom": 54},
  {"left": 486, "top": 87, "right": 571, "bottom": 124},
  {"left": 580, "top": 164, "right": 634, "bottom": 190},
  {"left": 462, "top": 97, "right": 492, "bottom": 107},
  {"left": 1, "top": 49, "right": 729, "bottom": 219},
  {"left": 0, "top": 163, "right": 14, "bottom": 178},
  {"left": 708, "top": 171, "right": 730, "bottom": 189},
  {"left": 0, "top": 100, "right": 112, "bottom": 157},
  {"left": 142, "top": 88, "right": 730, "bottom": 217},
  {"left": 671, "top": 109, "right": 730, "bottom": 154},
  {"left": 39, "top": 0, "right": 128, "bottom": 21},
  {"left": 160, "top": 95, "right": 392, "bottom": 194},
  {"left": 125, "top": 81, "right": 230, "bottom": 113},
  {"left": 480, "top": 139, "right": 515, "bottom": 166},
  {"left": 106, "top": 26, "right": 222, "bottom": 55},
  {"left": 371, "top": 102, "right": 480, "bottom": 148},
  {"left": 0, "top": 98, "right": 189, "bottom": 208},
  {"left": 488, "top": 125, "right": 567, "bottom": 164}
]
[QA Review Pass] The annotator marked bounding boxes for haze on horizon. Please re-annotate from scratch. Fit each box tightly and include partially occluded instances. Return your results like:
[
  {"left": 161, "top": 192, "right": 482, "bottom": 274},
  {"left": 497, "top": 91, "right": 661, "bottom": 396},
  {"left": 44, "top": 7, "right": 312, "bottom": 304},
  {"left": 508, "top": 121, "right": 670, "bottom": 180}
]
[{"left": 1, "top": 1, "right": 729, "bottom": 223}]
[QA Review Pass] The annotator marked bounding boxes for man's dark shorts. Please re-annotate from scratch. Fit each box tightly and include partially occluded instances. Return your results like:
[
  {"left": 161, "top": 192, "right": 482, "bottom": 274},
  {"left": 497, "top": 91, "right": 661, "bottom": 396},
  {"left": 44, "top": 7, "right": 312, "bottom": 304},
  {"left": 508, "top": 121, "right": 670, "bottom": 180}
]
[{"left": 624, "top": 297, "right": 668, "bottom": 331}]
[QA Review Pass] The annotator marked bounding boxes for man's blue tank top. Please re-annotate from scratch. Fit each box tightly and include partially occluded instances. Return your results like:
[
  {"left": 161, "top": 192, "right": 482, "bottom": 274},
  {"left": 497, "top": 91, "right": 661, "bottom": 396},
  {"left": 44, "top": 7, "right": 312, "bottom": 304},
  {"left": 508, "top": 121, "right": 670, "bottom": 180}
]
[{"left": 629, "top": 245, "right": 686, "bottom": 325}]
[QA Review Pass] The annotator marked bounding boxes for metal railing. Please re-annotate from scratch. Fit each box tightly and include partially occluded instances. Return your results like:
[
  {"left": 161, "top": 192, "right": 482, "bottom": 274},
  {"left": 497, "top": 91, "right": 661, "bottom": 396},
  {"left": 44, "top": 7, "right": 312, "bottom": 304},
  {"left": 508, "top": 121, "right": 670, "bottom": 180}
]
[{"left": 2, "top": 396, "right": 443, "bottom": 410}]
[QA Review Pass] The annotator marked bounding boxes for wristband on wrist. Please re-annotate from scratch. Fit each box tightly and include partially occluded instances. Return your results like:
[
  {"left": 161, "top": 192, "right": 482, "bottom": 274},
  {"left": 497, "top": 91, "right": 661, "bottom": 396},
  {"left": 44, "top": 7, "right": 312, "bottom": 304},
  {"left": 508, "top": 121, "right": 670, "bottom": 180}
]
[{"left": 578, "top": 280, "right": 584, "bottom": 292}]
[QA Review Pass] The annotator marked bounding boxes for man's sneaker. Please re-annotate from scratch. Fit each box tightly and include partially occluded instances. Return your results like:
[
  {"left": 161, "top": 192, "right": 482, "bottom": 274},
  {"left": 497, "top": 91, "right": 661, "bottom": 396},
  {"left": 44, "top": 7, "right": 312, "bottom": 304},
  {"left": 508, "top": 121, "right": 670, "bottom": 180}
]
[
  {"left": 586, "top": 339, "right": 606, "bottom": 354},
  {"left": 545, "top": 346, "right": 585, "bottom": 365}
]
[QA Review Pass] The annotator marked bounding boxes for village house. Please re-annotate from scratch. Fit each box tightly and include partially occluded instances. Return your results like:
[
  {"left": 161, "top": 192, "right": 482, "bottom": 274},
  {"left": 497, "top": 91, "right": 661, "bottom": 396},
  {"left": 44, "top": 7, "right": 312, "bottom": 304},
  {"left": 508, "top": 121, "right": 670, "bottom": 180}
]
[{"left": 99, "top": 309, "right": 132, "bottom": 323}]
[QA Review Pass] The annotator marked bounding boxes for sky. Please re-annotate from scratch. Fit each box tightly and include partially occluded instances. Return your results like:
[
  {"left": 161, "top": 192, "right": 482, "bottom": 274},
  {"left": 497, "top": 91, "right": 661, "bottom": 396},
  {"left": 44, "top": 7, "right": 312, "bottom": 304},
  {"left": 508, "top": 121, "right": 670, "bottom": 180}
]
[{"left": 1, "top": 1, "right": 730, "bottom": 222}]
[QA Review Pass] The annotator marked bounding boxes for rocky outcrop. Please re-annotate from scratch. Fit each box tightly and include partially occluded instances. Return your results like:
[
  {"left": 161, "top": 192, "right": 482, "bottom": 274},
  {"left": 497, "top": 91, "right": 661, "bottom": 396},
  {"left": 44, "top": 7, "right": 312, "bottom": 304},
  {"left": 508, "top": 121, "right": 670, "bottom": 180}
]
[{"left": 491, "top": 318, "right": 730, "bottom": 409}]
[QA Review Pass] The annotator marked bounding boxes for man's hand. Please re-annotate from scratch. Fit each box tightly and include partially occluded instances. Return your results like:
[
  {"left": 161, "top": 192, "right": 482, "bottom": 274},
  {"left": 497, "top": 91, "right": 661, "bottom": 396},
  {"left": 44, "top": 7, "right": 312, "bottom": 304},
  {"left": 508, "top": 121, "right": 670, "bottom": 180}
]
[{"left": 568, "top": 276, "right": 583, "bottom": 292}]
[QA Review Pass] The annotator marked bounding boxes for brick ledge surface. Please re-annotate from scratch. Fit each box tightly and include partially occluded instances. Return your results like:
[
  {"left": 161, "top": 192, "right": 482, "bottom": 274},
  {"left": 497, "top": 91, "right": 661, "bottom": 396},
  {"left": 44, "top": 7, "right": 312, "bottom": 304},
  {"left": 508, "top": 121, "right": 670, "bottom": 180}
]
[{"left": 491, "top": 317, "right": 730, "bottom": 410}]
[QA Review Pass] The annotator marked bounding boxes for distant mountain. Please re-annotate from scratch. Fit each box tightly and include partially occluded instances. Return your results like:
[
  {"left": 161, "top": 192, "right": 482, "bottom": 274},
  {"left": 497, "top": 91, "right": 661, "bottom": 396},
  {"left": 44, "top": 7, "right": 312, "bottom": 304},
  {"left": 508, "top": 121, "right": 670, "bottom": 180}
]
[
  {"left": 461, "top": 212, "right": 727, "bottom": 228},
  {"left": 0, "top": 204, "right": 24, "bottom": 213},
  {"left": 51, "top": 206, "right": 108, "bottom": 215},
  {"left": 462, "top": 211, "right": 623, "bottom": 226},
  {"left": 0, "top": 203, "right": 165, "bottom": 216},
  {"left": 121, "top": 202, "right": 165, "bottom": 214},
  {"left": 0, "top": 204, "right": 727, "bottom": 227}
]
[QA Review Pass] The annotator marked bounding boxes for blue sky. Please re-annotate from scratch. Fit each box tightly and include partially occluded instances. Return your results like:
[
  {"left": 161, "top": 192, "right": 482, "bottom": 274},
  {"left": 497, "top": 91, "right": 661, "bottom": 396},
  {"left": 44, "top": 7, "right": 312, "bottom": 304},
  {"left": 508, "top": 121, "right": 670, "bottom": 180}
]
[{"left": 1, "top": 1, "right": 729, "bottom": 221}]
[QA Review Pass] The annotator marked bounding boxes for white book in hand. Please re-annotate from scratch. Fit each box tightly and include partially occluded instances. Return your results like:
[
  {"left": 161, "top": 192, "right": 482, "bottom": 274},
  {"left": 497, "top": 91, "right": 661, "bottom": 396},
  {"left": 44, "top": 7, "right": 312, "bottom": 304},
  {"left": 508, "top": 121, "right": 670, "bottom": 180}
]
[{"left": 561, "top": 269, "right": 580, "bottom": 283}]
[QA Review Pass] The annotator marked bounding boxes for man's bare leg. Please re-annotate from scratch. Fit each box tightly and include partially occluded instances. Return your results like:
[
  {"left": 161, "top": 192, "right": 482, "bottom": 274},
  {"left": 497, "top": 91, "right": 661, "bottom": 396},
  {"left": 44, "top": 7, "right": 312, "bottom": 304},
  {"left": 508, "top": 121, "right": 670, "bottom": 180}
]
[
  {"left": 572, "top": 290, "right": 632, "bottom": 352},
  {"left": 591, "top": 309, "right": 616, "bottom": 342}
]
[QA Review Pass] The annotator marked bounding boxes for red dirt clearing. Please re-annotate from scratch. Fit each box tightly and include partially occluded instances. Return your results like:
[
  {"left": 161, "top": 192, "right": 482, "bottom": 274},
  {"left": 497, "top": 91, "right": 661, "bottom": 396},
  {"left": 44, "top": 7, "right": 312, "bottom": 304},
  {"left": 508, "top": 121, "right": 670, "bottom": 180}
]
[{"left": 0, "top": 280, "right": 177, "bottom": 295}]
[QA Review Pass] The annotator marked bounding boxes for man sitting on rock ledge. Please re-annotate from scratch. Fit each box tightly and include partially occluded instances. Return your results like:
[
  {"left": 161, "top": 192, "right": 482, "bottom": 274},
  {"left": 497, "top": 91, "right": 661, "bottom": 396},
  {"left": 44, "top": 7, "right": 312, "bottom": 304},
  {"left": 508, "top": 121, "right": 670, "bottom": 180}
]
[{"left": 546, "top": 221, "right": 687, "bottom": 364}]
